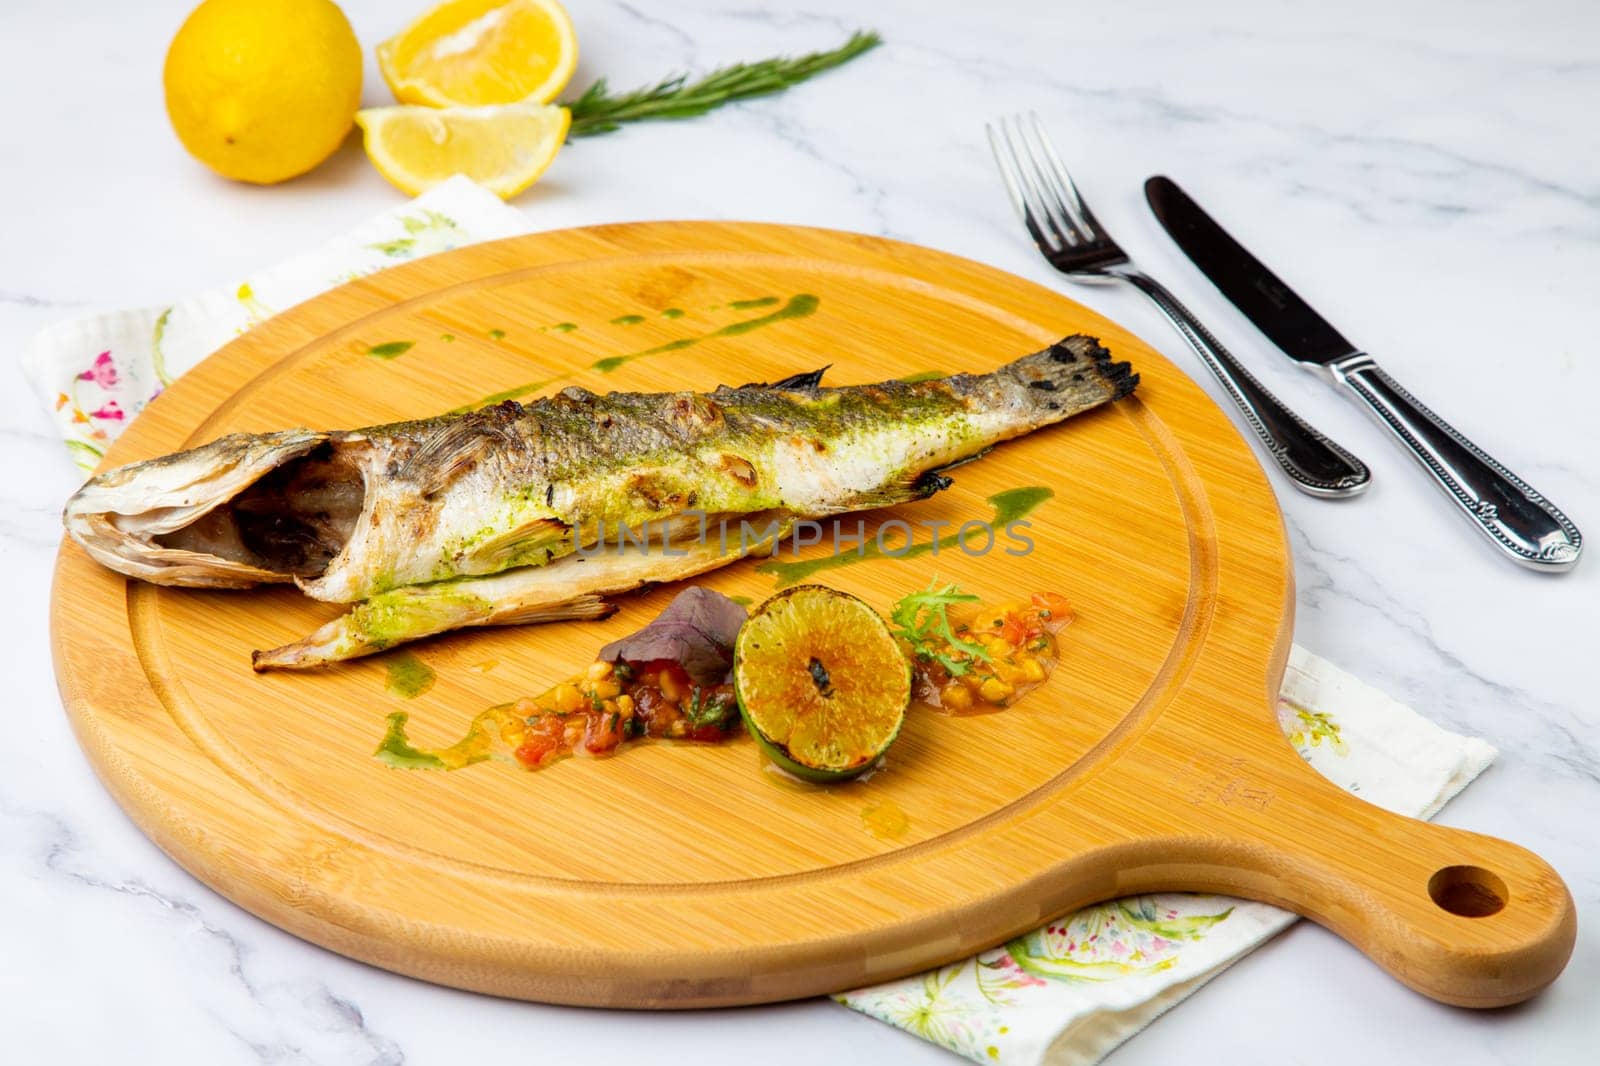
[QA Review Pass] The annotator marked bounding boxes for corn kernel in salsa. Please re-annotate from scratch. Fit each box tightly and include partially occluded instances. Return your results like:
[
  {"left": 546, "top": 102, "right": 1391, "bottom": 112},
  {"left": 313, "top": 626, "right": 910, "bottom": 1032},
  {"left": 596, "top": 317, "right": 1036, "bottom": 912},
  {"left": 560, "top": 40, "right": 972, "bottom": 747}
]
[
  {"left": 900, "top": 591, "right": 1073, "bottom": 714},
  {"left": 508, "top": 657, "right": 739, "bottom": 770}
]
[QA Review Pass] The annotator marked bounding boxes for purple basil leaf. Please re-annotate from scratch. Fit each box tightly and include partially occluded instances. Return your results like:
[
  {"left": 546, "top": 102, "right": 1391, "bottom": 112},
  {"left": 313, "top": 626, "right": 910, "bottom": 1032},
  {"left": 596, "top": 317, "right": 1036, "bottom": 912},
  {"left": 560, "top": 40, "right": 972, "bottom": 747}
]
[{"left": 599, "top": 586, "right": 748, "bottom": 685}]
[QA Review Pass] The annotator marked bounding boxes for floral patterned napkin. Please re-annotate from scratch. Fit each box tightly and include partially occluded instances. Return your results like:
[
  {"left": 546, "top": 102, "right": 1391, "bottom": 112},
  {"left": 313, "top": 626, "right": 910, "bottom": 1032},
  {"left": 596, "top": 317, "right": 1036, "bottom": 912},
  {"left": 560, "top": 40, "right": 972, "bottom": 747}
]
[
  {"left": 21, "top": 175, "right": 529, "bottom": 472},
  {"left": 18, "top": 181, "right": 1497, "bottom": 1064},
  {"left": 839, "top": 646, "right": 1494, "bottom": 1064}
]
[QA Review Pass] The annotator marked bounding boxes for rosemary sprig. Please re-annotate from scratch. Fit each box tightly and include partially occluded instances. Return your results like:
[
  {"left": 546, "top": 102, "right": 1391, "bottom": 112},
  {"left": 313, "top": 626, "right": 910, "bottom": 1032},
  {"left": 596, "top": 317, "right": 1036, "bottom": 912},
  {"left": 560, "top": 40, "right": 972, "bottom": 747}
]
[{"left": 564, "top": 30, "right": 882, "bottom": 138}]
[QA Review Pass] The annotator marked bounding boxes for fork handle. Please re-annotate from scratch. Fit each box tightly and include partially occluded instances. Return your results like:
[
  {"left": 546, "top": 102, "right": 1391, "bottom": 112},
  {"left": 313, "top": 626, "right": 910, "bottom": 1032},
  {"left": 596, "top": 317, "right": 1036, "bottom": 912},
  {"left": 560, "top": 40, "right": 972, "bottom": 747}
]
[
  {"left": 1326, "top": 353, "right": 1582, "bottom": 571},
  {"left": 1113, "top": 267, "right": 1371, "bottom": 498}
]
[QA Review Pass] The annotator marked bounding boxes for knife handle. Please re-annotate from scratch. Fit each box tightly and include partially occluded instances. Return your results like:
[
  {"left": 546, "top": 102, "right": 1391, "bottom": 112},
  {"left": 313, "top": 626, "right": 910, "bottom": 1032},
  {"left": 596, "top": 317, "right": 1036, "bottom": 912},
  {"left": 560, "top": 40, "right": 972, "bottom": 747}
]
[
  {"left": 1327, "top": 354, "right": 1582, "bottom": 570},
  {"left": 1114, "top": 268, "right": 1371, "bottom": 498}
]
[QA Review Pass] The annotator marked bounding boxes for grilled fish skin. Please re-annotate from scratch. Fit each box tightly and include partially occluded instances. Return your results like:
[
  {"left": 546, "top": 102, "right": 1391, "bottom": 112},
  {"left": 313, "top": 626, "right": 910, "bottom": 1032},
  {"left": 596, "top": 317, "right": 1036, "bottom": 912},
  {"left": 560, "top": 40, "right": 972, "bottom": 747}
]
[
  {"left": 65, "top": 335, "right": 1136, "bottom": 666},
  {"left": 247, "top": 510, "right": 794, "bottom": 670}
]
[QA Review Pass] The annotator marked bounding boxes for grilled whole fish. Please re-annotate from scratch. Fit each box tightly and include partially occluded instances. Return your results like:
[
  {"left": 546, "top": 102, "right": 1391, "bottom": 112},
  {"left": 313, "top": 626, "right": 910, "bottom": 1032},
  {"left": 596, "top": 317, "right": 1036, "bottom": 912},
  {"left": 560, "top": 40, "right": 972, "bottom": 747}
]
[{"left": 64, "top": 335, "right": 1136, "bottom": 668}]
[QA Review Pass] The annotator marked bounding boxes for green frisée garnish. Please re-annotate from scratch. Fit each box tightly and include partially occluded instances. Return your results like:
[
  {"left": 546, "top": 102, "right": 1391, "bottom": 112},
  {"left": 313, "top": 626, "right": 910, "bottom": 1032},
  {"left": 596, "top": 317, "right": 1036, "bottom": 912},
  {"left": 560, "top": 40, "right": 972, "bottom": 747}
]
[{"left": 890, "top": 579, "right": 991, "bottom": 676}]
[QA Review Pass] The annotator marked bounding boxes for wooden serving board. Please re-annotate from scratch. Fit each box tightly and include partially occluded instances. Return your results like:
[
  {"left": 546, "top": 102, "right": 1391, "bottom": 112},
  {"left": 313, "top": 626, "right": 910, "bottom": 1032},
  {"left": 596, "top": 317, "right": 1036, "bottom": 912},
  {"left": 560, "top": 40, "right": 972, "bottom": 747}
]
[{"left": 52, "top": 222, "right": 1573, "bottom": 1009}]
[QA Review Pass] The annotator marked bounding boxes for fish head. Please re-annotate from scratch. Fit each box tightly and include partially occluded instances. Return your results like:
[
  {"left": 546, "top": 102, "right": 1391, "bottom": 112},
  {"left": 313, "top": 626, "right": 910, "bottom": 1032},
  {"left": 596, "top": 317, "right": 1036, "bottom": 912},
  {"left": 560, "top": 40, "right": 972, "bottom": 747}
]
[{"left": 63, "top": 429, "right": 368, "bottom": 589}]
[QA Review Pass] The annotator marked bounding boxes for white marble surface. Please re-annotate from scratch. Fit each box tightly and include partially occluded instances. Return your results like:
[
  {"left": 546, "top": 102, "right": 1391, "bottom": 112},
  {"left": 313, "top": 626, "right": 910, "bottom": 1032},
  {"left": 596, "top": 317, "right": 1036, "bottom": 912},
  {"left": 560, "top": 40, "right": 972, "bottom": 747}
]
[{"left": 3, "top": 0, "right": 1598, "bottom": 1062}]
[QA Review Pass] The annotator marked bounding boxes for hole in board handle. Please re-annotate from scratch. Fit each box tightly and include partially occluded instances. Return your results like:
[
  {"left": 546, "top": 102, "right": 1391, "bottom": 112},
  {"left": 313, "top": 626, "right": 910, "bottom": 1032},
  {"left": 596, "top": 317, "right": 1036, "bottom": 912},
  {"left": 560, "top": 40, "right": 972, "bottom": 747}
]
[{"left": 1428, "top": 865, "right": 1508, "bottom": 918}]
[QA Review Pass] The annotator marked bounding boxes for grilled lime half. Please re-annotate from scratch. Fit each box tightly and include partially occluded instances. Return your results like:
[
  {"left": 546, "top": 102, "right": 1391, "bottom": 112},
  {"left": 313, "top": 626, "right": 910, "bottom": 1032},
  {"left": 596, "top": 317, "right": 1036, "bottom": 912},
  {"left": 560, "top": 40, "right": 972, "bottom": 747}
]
[{"left": 733, "top": 585, "right": 911, "bottom": 782}]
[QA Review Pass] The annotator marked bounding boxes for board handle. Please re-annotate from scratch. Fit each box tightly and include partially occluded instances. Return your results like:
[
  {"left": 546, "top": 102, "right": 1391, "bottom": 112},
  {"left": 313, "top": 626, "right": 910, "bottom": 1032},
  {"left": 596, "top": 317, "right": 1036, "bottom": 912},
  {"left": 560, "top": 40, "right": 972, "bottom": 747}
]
[
  {"left": 1278, "top": 800, "right": 1573, "bottom": 1007},
  {"left": 1117, "top": 768, "right": 1576, "bottom": 1007}
]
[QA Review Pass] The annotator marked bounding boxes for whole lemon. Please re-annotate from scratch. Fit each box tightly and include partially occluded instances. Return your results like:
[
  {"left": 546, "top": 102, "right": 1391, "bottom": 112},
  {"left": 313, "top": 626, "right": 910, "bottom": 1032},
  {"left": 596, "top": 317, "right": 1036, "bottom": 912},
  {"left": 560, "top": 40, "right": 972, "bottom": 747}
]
[{"left": 163, "top": 0, "right": 363, "bottom": 184}]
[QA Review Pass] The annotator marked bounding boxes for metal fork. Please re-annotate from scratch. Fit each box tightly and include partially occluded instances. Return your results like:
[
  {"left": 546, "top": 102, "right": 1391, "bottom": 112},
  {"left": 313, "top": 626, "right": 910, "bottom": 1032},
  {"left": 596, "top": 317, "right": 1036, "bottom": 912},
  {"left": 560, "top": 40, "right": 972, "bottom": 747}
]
[{"left": 986, "top": 113, "right": 1370, "bottom": 498}]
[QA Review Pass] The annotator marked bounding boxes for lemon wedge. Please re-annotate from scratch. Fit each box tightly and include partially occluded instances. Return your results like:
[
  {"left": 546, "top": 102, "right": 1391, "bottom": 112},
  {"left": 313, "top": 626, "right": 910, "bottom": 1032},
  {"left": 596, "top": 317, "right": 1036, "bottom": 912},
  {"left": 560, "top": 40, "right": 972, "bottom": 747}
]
[
  {"left": 355, "top": 101, "right": 569, "bottom": 199},
  {"left": 377, "top": 0, "right": 578, "bottom": 108}
]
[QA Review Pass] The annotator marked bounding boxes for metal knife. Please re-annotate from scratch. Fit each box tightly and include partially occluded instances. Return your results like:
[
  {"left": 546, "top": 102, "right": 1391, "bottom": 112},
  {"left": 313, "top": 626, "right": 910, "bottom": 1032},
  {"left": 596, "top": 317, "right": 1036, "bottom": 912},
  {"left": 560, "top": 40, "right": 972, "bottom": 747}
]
[{"left": 1146, "top": 175, "right": 1582, "bottom": 572}]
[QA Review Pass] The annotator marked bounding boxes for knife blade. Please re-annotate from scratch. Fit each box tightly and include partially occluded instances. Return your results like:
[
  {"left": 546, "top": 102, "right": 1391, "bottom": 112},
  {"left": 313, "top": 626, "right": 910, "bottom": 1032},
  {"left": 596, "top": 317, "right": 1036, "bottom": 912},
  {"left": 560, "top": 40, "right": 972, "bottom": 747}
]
[
  {"left": 1146, "top": 174, "right": 1582, "bottom": 572},
  {"left": 1146, "top": 178, "right": 1358, "bottom": 366}
]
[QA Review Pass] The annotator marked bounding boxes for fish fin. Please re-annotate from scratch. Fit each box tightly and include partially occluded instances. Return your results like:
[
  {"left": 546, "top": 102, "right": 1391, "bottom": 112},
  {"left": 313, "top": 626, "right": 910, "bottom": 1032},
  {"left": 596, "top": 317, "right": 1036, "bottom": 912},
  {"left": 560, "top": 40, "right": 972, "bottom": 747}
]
[
  {"left": 252, "top": 510, "right": 785, "bottom": 669},
  {"left": 838, "top": 461, "right": 969, "bottom": 511},
  {"left": 1056, "top": 336, "right": 1138, "bottom": 400},
  {"left": 476, "top": 517, "right": 571, "bottom": 562},
  {"left": 905, "top": 465, "right": 961, "bottom": 499},
  {"left": 252, "top": 623, "right": 347, "bottom": 671},
  {"left": 251, "top": 590, "right": 614, "bottom": 669},
  {"left": 251, "top": 581, "right": 493, "bottom": 670},
  {"left": 491, "top": 594, "right": 616, "bottom": 626},
  {"left": 925, "top": 446, "right": 993, "bottom": 478},
  {"left": 737, "top": 366, "right": 829, "bottom": 390},
  {"left": 401, "top": 418, "right": 506, "bottom": 497},
  {"left": 1021, "top": 335, "right": 1139, "bottom": 402}
]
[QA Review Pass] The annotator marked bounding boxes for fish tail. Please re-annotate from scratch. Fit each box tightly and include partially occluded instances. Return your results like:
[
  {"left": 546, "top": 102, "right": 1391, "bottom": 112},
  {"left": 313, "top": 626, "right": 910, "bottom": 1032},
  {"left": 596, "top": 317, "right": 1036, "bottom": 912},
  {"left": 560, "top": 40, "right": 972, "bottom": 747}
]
[
  {"left": 996, "top": 334, "right": 1139, "bottom": 405},
  {"left": 930, "top": 333, "right": 1137, "bottom": 437}
]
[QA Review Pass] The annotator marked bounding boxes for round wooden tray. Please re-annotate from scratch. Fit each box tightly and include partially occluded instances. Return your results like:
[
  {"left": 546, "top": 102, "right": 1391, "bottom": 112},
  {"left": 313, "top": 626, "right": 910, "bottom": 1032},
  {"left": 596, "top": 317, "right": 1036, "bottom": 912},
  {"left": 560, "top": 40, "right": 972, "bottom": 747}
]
[{"left": 51, "top": 222, "right": 1573, "bottom": 1008}]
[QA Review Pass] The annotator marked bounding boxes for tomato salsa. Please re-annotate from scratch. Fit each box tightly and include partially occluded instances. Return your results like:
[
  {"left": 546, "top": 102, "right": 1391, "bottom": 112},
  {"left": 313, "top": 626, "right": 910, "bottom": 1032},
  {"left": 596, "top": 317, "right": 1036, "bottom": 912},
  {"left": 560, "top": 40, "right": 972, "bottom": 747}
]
[
  {"left": 901, "top": 591, "right": 1073, "bottom": 714},
  {"left": 508, "top": 657, "right": 739, "bottom": 769},
  {"left": 374, "top": 585, "right": 1075, "bottom": 776}
]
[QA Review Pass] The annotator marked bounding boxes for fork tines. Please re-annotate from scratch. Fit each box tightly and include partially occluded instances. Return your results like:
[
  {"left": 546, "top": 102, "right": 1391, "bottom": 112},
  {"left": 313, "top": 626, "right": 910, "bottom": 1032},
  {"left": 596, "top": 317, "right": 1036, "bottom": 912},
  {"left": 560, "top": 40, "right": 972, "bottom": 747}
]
[{"left": 986, "top": 113, "right": 1113, "bottom": 258}]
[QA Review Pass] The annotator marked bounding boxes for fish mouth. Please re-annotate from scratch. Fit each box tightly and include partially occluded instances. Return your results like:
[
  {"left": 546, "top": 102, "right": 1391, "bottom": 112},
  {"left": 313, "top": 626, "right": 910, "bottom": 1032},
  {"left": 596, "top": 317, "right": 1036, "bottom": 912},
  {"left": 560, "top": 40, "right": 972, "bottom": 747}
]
[{"left": 63, "top": 430, "right": 372, "bottom": 589}]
